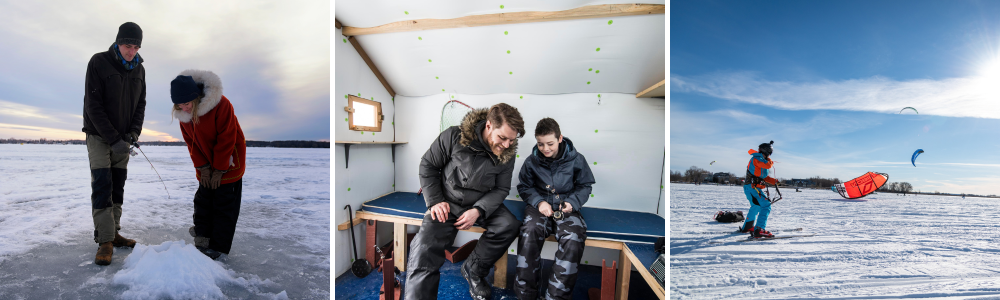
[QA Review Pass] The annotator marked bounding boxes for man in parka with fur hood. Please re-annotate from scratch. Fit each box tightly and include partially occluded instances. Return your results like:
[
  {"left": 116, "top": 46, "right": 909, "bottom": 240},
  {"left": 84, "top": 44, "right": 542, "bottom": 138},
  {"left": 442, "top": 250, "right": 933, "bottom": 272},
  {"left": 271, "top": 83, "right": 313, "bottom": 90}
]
[
  {"left": 406, "top": 103, "right": 525, "bottom": 300},
  {"left": 82, "top": 22, "right": 145, "bottom": 265}
]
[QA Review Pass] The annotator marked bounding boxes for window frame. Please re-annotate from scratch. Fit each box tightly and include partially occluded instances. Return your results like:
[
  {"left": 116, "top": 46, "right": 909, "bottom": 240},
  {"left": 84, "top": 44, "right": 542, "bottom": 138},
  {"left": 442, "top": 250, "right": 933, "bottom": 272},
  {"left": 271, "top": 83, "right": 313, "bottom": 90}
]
[{"left": 346, "top": 95, "right": 383, "bottom": 132}]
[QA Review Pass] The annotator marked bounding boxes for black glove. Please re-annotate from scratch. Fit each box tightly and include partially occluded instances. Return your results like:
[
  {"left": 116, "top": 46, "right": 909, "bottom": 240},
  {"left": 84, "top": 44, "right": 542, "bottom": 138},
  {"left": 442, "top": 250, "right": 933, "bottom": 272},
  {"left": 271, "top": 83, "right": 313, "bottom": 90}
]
[
  {"left": 128, "top": 131, "right": 139, "bottom": 146},
  {"left": 110, "top": 139, "right": 130, "bottom": 156},
  {"left": 196, "top": 164, "right": 211, "bottom": 187}
]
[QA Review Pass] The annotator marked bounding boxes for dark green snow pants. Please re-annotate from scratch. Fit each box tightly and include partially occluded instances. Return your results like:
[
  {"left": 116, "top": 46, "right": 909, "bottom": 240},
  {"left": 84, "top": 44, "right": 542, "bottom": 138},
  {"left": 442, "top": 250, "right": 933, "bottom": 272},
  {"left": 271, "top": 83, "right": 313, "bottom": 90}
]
[{"left": 86, "top": 134, "right": 129, "bottom": 244}]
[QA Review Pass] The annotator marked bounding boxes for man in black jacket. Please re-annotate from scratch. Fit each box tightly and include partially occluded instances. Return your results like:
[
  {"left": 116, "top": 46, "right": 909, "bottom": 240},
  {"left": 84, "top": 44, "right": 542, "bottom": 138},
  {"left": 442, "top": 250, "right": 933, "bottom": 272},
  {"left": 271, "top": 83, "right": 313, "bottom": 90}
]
[
  {"left": 82, "top": 22, "right": 146, "bottom": 266},
  {"left": 406, "top": 103, "right": 525, "bottom": 300}
]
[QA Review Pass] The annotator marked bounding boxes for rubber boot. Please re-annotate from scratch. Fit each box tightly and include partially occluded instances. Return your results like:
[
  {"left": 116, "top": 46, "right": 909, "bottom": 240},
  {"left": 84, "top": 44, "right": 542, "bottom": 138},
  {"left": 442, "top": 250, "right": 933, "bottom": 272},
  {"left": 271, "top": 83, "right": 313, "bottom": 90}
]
[
  {"left": 95, "top": 242, "right": 113, "bottom": 265},
  {"left": 112, "top": 232, "right": 136, "bottom": 248}
]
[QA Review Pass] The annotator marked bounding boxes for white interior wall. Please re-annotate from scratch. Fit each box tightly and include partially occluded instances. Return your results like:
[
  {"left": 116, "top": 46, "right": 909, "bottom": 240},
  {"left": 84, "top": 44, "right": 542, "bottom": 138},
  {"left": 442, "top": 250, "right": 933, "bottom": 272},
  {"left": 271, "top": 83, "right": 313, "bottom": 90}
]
[{"left": 393, "top": 93, "right": 664, "bottom": 267}]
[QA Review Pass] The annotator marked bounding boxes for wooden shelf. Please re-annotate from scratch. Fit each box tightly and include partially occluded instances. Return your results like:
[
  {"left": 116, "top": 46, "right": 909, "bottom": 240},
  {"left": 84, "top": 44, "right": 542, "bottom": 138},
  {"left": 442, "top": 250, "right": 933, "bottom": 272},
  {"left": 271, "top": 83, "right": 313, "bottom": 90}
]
[
  {"left": 335, "top": 141, "right": 407, "bottom": 144},
  {"left": 335, "top": 141, "right": 407, "bottom": 168}
]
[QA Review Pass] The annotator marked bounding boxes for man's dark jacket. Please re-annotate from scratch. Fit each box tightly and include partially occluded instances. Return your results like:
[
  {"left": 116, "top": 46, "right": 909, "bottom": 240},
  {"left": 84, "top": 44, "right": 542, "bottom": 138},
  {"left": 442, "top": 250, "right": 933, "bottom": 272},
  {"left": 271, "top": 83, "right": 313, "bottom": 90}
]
[
  {"left": 419, "top": 108, "right": 518, "bottom": 220},
  {"left": 516, "top": 137, "right": 595, "bottom": 212},
  {"left": 82, "top": 45, "right": 146, "bottom": 144}
]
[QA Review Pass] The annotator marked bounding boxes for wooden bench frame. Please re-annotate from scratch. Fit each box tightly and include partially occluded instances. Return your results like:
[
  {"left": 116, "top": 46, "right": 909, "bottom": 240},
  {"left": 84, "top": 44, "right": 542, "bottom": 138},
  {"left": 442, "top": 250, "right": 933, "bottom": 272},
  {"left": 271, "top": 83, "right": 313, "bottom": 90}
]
[{"left": 339, "top": 210, "right": 665, "bottom": 299}]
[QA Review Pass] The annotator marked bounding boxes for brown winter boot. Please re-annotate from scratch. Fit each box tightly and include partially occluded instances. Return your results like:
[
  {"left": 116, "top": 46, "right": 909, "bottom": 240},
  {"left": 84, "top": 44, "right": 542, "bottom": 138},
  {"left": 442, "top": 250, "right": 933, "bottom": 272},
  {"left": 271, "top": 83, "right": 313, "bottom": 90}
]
[
  {"left": 112, "top": 232, "right": 136, "bottom": 248},
  {"left": 95, "top": 242, "right": 113, "bottom": 265}
]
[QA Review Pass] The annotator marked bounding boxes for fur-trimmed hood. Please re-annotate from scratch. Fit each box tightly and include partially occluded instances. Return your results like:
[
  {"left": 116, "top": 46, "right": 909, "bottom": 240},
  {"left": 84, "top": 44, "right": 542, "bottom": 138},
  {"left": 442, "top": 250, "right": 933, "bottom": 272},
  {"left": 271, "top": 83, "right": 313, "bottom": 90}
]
[
  {"left": 458, "top": 108, "right": 518, "bottom": 164},
  {"left": 172, "top": 69, "right": 224, "bottom": 123}
]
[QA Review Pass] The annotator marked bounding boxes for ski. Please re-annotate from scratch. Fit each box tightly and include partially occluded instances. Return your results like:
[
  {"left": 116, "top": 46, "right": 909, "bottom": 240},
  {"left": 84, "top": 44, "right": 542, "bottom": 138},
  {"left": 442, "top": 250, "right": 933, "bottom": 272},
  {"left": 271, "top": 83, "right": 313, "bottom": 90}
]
[
  {"left": 739, "top": 234, "right": 817, "bottom": 242},
  {"left": 706, "top": 232, "right": 815, "bottom": 244},
  {"left": 682, "top": 227, "right": 804, "bottom": 235}
]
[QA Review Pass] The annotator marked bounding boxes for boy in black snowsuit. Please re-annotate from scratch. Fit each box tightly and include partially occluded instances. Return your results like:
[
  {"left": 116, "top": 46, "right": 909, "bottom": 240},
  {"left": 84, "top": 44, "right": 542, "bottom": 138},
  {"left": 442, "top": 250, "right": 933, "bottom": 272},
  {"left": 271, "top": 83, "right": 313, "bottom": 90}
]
[{"left": 515, "top": 118, "right": 596, "bottom": 300}]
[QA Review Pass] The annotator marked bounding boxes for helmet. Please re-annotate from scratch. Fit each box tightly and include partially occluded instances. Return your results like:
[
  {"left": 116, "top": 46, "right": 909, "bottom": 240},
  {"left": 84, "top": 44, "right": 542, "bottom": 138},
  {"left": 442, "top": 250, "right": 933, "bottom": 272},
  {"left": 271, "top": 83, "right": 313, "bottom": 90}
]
[{"left": 758, "top": 141, "right": 774, "bottom": 157}]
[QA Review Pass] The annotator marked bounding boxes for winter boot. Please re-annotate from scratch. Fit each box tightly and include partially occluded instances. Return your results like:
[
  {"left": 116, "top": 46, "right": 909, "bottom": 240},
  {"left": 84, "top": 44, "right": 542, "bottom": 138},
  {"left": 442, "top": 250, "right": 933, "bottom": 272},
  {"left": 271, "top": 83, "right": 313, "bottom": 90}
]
[
  {"left": 738, "top": 221, "right": 755, "bottom": 233},
  {"left": 752, "top": 227, "right": 774, "bottom": 238},
  {"left": 460, "top": 260, "right": 492, "bottom": 300},
  {"left": 112, "top": 232, "right": 136, "bottom": 248},
  {"left": 95, "top": 242, "right": 113, "bottom": 265},
  {"left": 198, "top": 247, "right": 223, "bottom": 260},
  {"left": 189, "top": 226, "right": 211, "bottom": 249}
]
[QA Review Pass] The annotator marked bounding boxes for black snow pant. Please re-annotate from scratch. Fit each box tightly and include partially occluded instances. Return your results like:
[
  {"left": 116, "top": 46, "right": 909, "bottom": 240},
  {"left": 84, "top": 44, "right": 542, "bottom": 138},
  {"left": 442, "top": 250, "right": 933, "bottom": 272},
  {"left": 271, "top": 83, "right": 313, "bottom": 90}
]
[
  {"left": 515, "top": 204, "right": 588, "bottom": 300},
  {"left": 404, "top": 204, "right": 521, "bottom": 300},
  {"left": 192, "top": 179, "right": 242, "bottom": 254}
]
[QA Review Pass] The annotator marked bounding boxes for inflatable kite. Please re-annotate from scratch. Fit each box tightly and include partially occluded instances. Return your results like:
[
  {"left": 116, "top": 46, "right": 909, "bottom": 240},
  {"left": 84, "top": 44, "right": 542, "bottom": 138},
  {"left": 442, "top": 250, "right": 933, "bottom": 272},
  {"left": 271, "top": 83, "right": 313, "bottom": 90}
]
[
  {"left": 899, "top": 107, "right": 918, "bottom": 114},
  {"left": 911, "top": 149, "right": 924, "bottom": 167},
  {"left": 710, "top": 160, "right": 716, "bottom": 165},
  {"left": 832, "top": 172, "right": 889, "bottom": 199}
]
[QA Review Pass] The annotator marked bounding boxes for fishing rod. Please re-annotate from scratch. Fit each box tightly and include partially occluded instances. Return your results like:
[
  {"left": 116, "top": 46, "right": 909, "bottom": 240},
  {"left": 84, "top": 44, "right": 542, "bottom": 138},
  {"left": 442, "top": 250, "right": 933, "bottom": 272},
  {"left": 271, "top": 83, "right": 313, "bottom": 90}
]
[{"left": 130, "top": 142, "right": 171, "bottom": 199}]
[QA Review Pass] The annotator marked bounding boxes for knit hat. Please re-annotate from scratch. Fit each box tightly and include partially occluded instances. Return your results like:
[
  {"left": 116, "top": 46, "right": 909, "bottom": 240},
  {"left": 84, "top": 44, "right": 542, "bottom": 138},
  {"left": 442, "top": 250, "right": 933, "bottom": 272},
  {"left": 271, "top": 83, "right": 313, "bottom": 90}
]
[
  {"left": 116, "top": 22, "right": 142, "bottom": 47},
  {"left": 171, "top": 75, "right": 204, "bottom": 104}
]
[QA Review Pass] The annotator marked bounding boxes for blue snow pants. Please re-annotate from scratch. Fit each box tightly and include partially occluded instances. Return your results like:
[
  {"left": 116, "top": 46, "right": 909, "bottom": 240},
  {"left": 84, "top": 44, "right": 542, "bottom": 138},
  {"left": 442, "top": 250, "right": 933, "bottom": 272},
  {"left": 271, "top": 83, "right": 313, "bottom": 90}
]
[{"left": 742, "top": 184, "right": 772, "bottom": 230}]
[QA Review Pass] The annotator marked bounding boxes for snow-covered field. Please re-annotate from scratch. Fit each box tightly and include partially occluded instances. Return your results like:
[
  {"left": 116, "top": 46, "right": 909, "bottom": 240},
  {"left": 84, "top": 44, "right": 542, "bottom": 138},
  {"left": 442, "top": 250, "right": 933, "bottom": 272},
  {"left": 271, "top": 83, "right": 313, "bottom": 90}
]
[
  {"left": 0, "top": 144, "right": 330, "bottom": 299},
  {"left": 670, "top": 183, "right": 1000, "bottom": 299}
]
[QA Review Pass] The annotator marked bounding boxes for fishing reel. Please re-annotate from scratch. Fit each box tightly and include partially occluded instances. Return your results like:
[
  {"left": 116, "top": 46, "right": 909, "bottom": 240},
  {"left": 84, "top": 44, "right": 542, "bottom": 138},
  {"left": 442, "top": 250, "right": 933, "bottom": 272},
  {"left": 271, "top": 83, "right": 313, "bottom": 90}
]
[{"left": 552, "top": 202, "right": 565, "bottom": 221}]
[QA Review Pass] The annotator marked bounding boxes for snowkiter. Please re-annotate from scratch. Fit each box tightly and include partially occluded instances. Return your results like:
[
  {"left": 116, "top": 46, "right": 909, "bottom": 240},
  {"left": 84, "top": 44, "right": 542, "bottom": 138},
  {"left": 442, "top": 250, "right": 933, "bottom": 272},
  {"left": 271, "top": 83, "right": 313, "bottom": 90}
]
[
  {"left": 83, "top": 22, "right": 145, "bottom": 265},
  {"left": 170, "top": 70, "right": 247, "bottom": 259},
  {"left": 515, "top": 118, "right": 596, "bottom": 300},
  {"left": 740, "top": 141, "right": 779, "bottom": 238},
  {"left": 407, "top": 103, "right": 525, "bottom": 300}
]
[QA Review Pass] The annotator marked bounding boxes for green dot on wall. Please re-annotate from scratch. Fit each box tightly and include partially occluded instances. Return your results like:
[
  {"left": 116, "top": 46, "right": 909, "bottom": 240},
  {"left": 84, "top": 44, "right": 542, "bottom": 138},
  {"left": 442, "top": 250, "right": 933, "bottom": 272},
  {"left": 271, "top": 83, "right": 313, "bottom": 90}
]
[
  {"left": 516, "top": 195, "right": 519, "bottom": 198},
  {"left": 404, "top": 11, "right": 409, "bottom": 15},
  {"left": 585, "top": 260, "right": 589, "bottom": 264},
  {"left": 345, "top": 118, "right": 348, "bottom": 122},
  {"left": 595, "top": 70, "right": 600, "bottom": 74},
  {"left": 372, "top": 132, "right": 375, "bottom": 135},
  {"left": 392, "top": 122, "right": 395, "bottom": 125},
  {"left": 661, "top": 185, "right": 664, "bottom": 189},
  {"left": 590, "top": 194, "right": 594, "bottom": 198},
  {"left": 348, "top": 188, "right": 351, "bottom": 191},
  {"left": 509, "top": 71, "right": 513, "bottom": 75},
  {"left": 507, "top": 50, "right": 510, "bottom": 54},
  {"left": 593, "top": 162, "right": 597, "bottom": 165},
  {"left": 504, "top": 31, "right": 508, "bottom": 35},
  {"left": 587, "top": 81, "right": 591, "bottom": 85},
  {"left": 428, "top": 59, "right": 432, "bottom": 62},
  {"left": 589, "top": 68, "right": 593, "bottom": 71},
  {"left": 435, "top": 76, "right": 439, "bottom": 79},
  {"left": 351, "top": 258, "right": 355, "bottom": 262},
  {"left": 520, "top": 96, "right": 523, "bottom": 99},
  {"left": 517, "top": 154, "right": 520, "bottom": 158},
  {"left": 343, "top": 38, "right": 346, "bottom": 43},
  {"left": 361, "top": 131, "right": 364, "bottom": 135},
  {"left": 510, "top": 249, "right": 514, "bottom": 253},
  {"left": 451, "top": 95, "right": 454, "bottom": 98},
  {"left": 371, "top": 97, "right": 374, "bottom": 100},
  {"left": 393, "top": 184, "right": 395, "bottom": 188},
  {"left": 500, "top": 4, "right": 504, "bottom": 9},
  {"left": 442, "top": 89, "right": 445, "bottom": 91},
  {"left": 598, "top": 94, "right": 601, "bottom": 97},
  {"left": 358, "top": 93, "right": 361, "bottom": 96},
  {"left": 596, "top": 47, "right": 601, "bottom": 52},
  {"left": 595, "top": 129, "right": 598, "bottom": 133},
  {"left": 344, "top": 95, "right": 348, "bottom": 99},
  {"left": 608, "top": 20, "right": 613, "bottom": 25}
]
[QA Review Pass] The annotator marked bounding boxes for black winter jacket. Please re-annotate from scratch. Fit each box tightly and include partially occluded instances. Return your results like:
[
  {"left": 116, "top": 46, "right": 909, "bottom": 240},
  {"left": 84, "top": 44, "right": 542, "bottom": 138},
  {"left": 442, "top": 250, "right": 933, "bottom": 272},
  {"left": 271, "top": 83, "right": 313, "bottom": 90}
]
[
  {"left": 516, "top": 137, "right": 596, "bottom": 212},
  {"left": 82, "top": 44, "right": 146, "bottom": 144},
  {"left": 419, "top": 108, "right": 518, "bottom": 220}
]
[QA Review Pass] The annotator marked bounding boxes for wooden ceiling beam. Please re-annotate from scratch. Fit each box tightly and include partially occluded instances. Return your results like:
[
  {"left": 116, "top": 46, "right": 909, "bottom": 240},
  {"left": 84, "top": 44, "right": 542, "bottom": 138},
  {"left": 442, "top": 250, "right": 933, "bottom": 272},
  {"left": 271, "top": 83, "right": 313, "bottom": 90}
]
[
  {"left": 335, "top": 19, "right": 342, "bottom": 30},
  {"left": 636, "top": 79, "right": 665, "bottom": 98},
  {"left": 341, "top": 4, "right": 664, "bottom": 36},
  {"left": 347, "top": 36, "right": 396, "bottom": 98}
]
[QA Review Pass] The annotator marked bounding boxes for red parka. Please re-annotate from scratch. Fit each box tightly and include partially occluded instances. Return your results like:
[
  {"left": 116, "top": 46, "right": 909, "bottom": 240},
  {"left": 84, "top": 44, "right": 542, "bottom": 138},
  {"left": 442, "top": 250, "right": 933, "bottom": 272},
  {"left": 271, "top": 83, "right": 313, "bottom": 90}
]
[{"left": 173, "top": 70, "right": 246, "bottom": 185}]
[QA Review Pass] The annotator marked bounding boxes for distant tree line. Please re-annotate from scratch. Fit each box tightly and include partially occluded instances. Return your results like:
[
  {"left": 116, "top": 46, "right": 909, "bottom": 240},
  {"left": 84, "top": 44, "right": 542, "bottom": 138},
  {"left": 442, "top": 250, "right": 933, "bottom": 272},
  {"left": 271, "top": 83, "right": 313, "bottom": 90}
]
[
  {"left": 878, "top": 182, "right": 914, "bottom": 193},
  {"left": 2, "top": 138, "right": 329, "bottom": 148}
]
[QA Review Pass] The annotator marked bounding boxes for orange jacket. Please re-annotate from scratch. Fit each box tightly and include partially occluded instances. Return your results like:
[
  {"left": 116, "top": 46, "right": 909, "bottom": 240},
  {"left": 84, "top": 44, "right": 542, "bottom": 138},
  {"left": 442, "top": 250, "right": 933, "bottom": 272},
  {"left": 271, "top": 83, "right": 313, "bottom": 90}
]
[{"left": 747, "top": 149, "right": 777, "bottom": 188}]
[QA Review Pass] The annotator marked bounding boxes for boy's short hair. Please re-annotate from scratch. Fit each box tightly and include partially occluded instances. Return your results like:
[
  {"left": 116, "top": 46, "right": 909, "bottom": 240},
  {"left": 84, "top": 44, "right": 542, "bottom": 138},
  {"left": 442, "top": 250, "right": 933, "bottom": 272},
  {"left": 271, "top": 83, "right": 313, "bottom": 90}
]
[{"left": 534, "top": 117, "right": 561, "bottom": 138}]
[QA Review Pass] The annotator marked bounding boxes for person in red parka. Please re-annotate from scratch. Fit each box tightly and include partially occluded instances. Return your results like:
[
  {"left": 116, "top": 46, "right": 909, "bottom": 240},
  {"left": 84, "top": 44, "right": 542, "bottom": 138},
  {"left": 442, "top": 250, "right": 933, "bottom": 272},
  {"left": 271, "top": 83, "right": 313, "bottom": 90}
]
[{"left": 170, "top": 69, "right": 246, "bottom": 259}]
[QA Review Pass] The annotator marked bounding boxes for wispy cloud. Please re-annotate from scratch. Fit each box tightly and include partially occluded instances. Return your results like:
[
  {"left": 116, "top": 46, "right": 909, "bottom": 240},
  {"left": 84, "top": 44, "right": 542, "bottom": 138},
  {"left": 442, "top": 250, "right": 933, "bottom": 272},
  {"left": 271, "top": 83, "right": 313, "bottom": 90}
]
[{"left": 672, "top": 72, "right": 1000, "bottom": 119}]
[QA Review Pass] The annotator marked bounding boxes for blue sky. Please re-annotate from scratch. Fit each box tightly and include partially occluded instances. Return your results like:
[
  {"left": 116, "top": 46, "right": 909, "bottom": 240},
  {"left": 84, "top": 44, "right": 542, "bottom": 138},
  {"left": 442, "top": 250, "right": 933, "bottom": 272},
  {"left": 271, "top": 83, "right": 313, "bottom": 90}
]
[
  {"left": 0, "top": 1, "right": 329, "bottom": 142},
  {"left": 671, "top": 0, "right": 1000, "bottom": 195}
]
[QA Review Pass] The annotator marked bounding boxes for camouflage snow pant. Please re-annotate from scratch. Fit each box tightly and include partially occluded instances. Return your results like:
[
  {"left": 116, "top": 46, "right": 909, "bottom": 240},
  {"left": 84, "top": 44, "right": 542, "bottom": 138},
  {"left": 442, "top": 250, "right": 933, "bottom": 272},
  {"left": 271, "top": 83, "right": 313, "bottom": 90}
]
[{"left": 515, "top": 204, "right": 587, "bottom": 300}]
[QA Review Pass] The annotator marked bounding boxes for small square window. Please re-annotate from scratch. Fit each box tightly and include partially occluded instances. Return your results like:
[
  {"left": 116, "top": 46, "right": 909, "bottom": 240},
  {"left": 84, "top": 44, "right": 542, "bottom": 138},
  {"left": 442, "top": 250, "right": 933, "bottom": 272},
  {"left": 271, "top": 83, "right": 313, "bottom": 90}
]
[{"left": 345, "top": 95, "right": 384, "bottom": 132}]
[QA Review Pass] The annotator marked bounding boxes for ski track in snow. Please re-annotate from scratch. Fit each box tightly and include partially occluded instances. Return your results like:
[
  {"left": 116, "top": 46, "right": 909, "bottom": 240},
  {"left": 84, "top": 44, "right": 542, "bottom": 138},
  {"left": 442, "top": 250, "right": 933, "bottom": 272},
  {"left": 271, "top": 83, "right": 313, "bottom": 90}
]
[
  {"left": 670, "top": 183, "right": 1000, "bottom": 299},
  {"left": 0, "top": 144, "right": 329, "bottom": 299}
]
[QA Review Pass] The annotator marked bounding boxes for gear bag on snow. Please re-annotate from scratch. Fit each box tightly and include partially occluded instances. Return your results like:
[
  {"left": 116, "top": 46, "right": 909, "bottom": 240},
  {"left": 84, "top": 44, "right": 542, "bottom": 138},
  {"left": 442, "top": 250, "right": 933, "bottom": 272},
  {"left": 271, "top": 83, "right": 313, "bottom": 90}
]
[{"left": 714, "top": 210, "right": 745, "bottom": 223}]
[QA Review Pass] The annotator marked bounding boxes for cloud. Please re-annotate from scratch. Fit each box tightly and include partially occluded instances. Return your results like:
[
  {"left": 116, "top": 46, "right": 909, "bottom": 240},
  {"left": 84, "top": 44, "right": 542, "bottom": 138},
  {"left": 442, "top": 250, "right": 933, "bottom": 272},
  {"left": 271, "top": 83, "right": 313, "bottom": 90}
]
[
  {"left": 0, "top": 123, "right": 84, "bottom": 140},
  {"left": 672, "top": 72, "right": 1000, "bottom": 119}
]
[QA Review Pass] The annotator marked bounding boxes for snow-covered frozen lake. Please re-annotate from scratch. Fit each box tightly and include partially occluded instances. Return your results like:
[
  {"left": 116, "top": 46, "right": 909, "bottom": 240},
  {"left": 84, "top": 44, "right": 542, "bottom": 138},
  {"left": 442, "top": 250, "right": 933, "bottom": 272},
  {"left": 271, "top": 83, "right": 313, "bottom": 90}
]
[
  {"left": 670, "top": 183, "right": 1000, "bottom": 299},
  {"left": 0, "top": 144, "right": 330, "bottom": 299}
]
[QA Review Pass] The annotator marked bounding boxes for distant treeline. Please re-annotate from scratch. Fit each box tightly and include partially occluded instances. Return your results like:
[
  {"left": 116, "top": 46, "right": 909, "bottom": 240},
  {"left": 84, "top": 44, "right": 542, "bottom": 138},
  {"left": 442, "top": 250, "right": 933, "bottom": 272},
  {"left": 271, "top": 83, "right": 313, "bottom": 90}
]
[{"left": 1, "top": 138, "right": 330, "bottom": 148}]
